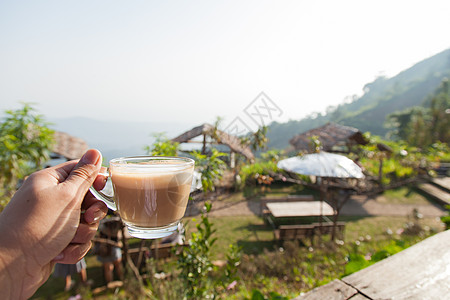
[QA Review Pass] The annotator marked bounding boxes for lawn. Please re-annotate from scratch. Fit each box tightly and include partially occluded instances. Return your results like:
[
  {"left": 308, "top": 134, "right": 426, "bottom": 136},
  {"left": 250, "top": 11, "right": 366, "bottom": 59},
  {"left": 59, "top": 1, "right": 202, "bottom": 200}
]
[{"left": 377, "top": 186, "right": 433, "bottom": 205}]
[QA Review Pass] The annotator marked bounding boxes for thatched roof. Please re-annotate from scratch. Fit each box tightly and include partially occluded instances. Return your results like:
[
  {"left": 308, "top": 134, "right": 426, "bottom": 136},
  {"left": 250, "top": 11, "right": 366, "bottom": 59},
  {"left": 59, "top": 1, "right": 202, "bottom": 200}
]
[
  {"left": 172, "top": 123, "right": 255, "bottom": 161},
  {"left": 289, "top": 123, "right": 368, "bottom": 153},
  {"left": 52, "top": 131, "right": 89, "bottom": 160}
]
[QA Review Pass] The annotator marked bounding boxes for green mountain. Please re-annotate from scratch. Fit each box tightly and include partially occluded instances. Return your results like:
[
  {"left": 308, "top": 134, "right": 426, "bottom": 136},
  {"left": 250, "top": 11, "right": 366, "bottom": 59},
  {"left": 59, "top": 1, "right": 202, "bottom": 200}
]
[{"left": 267, "top": 48, "right": 450, "bottom": 150}]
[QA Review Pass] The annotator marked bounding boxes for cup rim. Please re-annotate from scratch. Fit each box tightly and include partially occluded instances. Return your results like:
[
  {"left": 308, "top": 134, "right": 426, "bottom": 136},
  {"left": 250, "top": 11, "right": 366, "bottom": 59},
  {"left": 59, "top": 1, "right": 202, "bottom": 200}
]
[{"left": 109, "top": 156, "right": 194, "bottom": 169}]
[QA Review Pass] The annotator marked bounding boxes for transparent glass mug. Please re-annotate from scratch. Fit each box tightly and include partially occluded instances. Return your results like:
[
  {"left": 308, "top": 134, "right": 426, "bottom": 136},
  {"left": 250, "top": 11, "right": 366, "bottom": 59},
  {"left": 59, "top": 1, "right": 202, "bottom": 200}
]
[{"left": 90, "top": 156, "right": 195, "bottom": 239}]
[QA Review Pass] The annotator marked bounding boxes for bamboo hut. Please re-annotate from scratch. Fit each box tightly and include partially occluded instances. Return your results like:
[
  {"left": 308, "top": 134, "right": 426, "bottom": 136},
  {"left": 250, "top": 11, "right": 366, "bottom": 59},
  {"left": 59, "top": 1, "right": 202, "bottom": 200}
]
[
  {"left": 289, "top": 123, "right": 368, "bottom": 154},
  {"left": 171, "top": 123, "right": 255, "bottom": 166},
  {"left": 51, "top": 131, "right": 89, "bottom": 160}
]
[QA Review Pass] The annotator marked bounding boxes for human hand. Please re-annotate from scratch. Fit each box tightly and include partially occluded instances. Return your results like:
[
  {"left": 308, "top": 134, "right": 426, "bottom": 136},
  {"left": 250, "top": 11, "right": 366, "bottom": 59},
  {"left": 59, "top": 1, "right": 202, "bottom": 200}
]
[{"left": 0, "top": 149, "right": 108, "bottom": 299}]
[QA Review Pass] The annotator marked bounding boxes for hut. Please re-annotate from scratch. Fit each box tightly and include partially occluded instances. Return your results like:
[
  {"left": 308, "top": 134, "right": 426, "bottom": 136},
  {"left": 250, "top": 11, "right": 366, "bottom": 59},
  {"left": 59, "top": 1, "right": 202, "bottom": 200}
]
[
  {"left": 51, "top": 131, "right": 89, "bottom": 161},
  {"left": 288, "top": 123, "right": 368, "bottom": 154},
  {"left": 171, "top": 123, "right": 255, "bottom": 167}
]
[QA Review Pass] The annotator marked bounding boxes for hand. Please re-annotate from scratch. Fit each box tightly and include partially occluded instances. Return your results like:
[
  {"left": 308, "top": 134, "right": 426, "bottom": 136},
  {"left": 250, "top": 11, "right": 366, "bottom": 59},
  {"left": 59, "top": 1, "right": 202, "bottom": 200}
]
[{"left": 0, "top": 149, "right": 108, "bottom": 299}]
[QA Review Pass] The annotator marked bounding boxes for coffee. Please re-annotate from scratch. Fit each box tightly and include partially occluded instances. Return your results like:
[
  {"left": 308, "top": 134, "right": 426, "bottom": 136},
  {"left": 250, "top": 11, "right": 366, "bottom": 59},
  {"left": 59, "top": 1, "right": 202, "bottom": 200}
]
[
  {"left": 90, "top": 156, "right": 195, "bottom": 239},
  {"left": 111, "top": 167, "right": 193, "bottom": 228}
]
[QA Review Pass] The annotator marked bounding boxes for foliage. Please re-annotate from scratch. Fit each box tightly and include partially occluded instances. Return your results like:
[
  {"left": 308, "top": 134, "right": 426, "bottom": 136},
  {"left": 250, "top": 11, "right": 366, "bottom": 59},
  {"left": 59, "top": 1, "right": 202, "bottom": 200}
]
[
  {"left": 191, "top": 148, "right": 227, "bottom": 193},
  {"left": 144, "top": 132, "right": 179, "bottom": 156},
  {"left": 176, "top": 202, "right": 217, "bottom": 299},
  {"left": 222, "top": 243, "right": 242, "bottom": 288},
  {"left": 238, "top": 161, "right": 280, "bottom": 189},
  {"left": 309, "top": 135, "right": 322, "bottom": 153},
  {"left": 344, "top": 239, "right": 407, "bottom": 276},
  {"left": 0, "top": 103, "right": 54, "bottom": 209},
  {"left": 208, "top": 116, "right": 224, "bottom": 143},
  {"left": 260, "top": 149, "right": 285, "bottom": 163},
  {"left": 441, "top": 205, "right": 450, "bottom": 230},
  {"left": 176, "top": 202, "right": 242, "bottom": 299},
  {"left": 239, "top": 240, "right": 347, "bottom": 295},
  {"left": 246, "top": 290, "right": 288, "bottom": 300},
  {"left": 386, "top": 78, "right": 450, "bottom": 147},
  {"left": 240, "top": 126, "right": 269, "bottom": 152},
  {"left": 355, "top": 133, "right": 448, "bottom": 185}
]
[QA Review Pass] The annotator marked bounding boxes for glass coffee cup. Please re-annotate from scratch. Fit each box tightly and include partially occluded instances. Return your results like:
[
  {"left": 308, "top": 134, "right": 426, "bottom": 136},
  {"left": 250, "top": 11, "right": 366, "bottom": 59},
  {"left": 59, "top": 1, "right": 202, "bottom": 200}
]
[{"left": 90, "top": 156, "right": 195, "bottom": 239}]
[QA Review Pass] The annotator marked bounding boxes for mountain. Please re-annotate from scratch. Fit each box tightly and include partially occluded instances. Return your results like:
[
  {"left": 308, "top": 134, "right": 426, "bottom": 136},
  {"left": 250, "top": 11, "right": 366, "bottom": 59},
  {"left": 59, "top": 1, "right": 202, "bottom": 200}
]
[
  {"left": 49, "top": 117, "right": 194, "bottom": 161},
  {"left": 267, "top": 48, "right": 450, "bottom": 150}
]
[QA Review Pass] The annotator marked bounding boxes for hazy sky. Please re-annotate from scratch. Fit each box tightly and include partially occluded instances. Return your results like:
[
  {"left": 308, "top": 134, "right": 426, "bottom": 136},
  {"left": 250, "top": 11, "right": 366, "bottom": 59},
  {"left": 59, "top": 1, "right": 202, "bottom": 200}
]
[{"left": 1, "top": 0, "right": 449, "bottom": 131}]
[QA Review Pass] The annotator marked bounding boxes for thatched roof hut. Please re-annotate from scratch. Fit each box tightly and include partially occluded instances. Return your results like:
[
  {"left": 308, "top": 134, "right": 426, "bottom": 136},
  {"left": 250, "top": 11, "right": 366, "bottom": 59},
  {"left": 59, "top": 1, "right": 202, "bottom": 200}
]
[
  {"left": 289, "top": 123, "right": 368, "bottom": 153},
  {"left": 51, "top": 131, "right": 89, "bottom": 160},
  {"left": 172, "top": 123, "right": 255, "bottom": 162}
]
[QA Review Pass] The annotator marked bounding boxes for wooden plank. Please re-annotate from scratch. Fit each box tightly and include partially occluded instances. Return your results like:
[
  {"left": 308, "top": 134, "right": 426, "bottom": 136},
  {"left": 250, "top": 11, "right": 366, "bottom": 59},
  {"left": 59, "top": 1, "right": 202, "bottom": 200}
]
[
  {"left": 418, "top": 183, "right": 450, "bottom": 205},
  {"left": 432, "top": 177, "right": 450, "bottom": 192},
  {"left": 266, "top": 201, "right": 334, "bottom": 218},
  {"left": 342, "top": 230, "right": 450, "bottom": 300},
  {"left": 276, "top": 224, "right": 315, "bottom": 241},
  {"left": 293, "top": 279, "right": 358, "bottom": 300},
  {"left": 260, "top": 195, "right": 315, "bottom": 215},
  {"left": 262, "top": 195, "right": 315, "bottom": 202}
]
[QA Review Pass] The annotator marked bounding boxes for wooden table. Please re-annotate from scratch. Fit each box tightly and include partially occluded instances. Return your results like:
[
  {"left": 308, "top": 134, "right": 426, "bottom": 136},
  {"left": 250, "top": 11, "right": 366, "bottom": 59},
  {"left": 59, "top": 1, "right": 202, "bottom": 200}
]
[{"left": 266, "top": 201, "right": 335, "bottom": 218}]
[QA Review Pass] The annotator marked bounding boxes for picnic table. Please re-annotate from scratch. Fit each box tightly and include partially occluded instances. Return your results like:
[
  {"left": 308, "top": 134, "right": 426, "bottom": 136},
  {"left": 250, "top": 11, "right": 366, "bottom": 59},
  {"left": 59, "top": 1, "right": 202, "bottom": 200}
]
[
  {"left": 266, "top": 201, "right": 334, "bottom": 218},
  {"left": 264, "top": 201, "right": 345, "bottom": 243}
]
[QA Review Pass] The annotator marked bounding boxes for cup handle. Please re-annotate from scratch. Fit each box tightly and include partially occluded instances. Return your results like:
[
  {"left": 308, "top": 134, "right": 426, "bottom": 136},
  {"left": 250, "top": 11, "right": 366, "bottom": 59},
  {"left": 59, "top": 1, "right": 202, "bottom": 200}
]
[{"left": 89, "top": 172, "right": 117, "bottom": 211}]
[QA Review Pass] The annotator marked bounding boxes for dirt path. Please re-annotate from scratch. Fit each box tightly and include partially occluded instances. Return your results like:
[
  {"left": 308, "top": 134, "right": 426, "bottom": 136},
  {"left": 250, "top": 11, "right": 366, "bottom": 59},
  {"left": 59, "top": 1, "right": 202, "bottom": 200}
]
[
  {"left": 340, "top": 195, "right": 446, "bottom": 218},
  {"left": 188, "top": 194, "right": 447, "bottom": 218}
]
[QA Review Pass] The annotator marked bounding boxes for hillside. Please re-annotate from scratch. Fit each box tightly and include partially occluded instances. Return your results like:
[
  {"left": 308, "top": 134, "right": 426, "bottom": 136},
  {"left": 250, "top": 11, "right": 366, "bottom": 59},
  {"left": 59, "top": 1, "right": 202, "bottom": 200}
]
[{"left": 267, "top": 48, "right": 450, "bottom": 150}]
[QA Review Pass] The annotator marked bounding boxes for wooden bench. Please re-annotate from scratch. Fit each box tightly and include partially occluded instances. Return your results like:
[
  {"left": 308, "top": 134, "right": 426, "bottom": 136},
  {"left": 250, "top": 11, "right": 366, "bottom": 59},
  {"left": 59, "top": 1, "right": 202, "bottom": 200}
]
[
  {"left": 260, "top": 195, "right": 315, "bottom": 216},
  {"left": 311, "top": 222, "right": 346, "bottom": 239},
  {"left": 273, "top": 222, "right": 346, "bottom": 245},
  {"left": 274, "top": 224, "right": 316, "bottom": 245}
]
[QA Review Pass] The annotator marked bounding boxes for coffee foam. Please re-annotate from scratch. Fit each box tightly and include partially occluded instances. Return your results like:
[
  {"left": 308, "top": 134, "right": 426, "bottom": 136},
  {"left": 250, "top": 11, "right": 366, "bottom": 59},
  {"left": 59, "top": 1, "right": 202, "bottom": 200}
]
[{"left": 111, "top": 167, "right": 194, "bottom": 189}]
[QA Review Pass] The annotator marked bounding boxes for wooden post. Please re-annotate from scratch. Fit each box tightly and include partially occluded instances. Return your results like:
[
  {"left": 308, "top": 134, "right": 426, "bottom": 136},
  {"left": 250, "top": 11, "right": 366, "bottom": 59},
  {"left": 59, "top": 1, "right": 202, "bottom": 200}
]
[
  {"left": 230, "top": 151, "right": 235, "bottom": 169},
  {"left": 378, "top": 157, "right": 383, "bottom": 186},
  {"left": 202, "top": 134, "right": 206, "bottom": 154}
]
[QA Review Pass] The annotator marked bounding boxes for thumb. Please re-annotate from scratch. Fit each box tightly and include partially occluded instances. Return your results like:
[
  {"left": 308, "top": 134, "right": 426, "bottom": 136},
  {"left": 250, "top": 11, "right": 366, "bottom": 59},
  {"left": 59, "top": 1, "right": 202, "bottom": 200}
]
[{"left": 63, "top": 149, "right": 102, "bottom": 199}]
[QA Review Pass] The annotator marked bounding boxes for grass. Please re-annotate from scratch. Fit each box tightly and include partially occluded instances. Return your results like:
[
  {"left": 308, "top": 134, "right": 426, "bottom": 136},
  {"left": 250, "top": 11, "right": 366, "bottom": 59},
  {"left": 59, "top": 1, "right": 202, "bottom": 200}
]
[{"left": 377, "top": 186, "right": 432, "bottom": 205}]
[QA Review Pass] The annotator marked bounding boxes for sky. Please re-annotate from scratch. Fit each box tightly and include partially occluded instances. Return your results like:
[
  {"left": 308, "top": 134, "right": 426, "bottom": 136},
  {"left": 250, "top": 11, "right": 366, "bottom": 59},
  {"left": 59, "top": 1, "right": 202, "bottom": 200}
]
[{"left": 1, "top": 0, "right": 450, "bottom": 132}]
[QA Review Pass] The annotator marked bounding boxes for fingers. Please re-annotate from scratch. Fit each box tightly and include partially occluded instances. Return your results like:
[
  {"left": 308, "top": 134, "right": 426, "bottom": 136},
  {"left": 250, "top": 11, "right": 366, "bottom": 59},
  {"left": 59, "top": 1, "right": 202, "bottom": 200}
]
[
  {"left": 53, "top": 242, "right": 92, "bottom": 264},
  {"left": 71, "top": 222, "right": 99, "bottom": 244},
  {"left": 82, "top": 199, "right": 108, "bottom": 224},
  {"left": 93, "top": 166, "right": 108, "bottom": 191},
  {"left": 62, "top": 149, "right": 102, "bottom": 200}
]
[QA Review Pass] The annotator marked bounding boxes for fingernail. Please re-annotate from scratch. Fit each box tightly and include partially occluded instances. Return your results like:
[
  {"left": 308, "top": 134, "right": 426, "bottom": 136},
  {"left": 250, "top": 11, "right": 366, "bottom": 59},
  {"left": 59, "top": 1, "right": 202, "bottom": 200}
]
[
  {"left": 93, "top": 209, "right": 106, "bottom": 223},
  {"left": 54, "top": 253, "right": 64, "bottom": 261},
  {"left": 80, "top": 149, "right": 101, "bottom": 165}
]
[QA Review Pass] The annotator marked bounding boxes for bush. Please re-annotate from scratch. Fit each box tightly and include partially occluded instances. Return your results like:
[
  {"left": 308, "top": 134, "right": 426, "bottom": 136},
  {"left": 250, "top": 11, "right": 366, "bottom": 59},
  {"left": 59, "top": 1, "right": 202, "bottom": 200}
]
[{"left": 239, "top": 161, "right": 279, "bottom": 187}]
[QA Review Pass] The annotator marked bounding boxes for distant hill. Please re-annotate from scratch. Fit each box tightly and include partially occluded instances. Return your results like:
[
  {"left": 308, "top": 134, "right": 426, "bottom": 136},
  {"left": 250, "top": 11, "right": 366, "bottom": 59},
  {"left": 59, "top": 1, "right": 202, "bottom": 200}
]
[{"left": 267, "top": 48, "right": 450, "bottom": 150}]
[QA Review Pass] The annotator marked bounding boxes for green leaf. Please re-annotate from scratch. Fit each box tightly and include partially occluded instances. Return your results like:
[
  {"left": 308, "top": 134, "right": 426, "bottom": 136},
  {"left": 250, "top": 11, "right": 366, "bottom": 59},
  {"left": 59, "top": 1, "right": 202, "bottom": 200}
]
[{"left": 251, "top": 290, "right": 266, "bottom": 300}]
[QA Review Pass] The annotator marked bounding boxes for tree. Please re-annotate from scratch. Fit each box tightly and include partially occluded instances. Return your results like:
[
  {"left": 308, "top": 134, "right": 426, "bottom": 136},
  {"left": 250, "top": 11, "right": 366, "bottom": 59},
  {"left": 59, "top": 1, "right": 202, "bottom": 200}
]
[
  {"left": 386, "top": 78, "right": 450, "bottom": 147},
  {"left": 0, "top": 103, "right": 54, "bottom": 209},
  {"left": 428, "top": 79, "right": 450, "bottom": 144},
  {"left": 144, "top": 132, "right": 179, "bottom": 156},
  {"left": 240, "top": 125, "right": 269, "bottom": 152},
  {"left": 191, "top": 148, "right": 227, "bottom": 194}
]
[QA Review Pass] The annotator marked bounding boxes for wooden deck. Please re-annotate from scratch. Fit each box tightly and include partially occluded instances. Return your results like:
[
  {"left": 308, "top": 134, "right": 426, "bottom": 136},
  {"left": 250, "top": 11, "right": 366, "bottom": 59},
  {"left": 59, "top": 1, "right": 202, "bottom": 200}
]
[
  {"left": 418, "top": 182, "right": 450, "bottom": 206},
  {"left": 294, "top": 230, "right": 450, "bottom": 300},
  {"left": 432, "top": 177, "right": 450, "bottom": 192}
]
